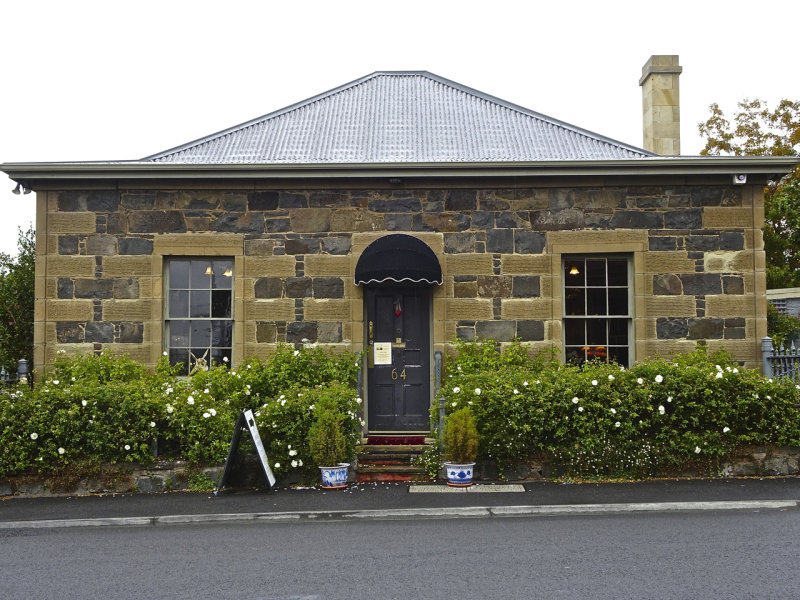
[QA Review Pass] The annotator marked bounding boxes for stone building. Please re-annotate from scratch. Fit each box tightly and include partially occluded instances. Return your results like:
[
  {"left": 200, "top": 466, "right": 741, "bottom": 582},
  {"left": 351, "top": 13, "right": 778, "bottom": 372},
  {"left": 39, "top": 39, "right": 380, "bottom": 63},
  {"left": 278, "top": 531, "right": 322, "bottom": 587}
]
[
  {"left": 767, "top": 288, "right": 800, "bottom": 319},
  {"left": 3, "top": 56, "right": 798, "bottom": 434}
]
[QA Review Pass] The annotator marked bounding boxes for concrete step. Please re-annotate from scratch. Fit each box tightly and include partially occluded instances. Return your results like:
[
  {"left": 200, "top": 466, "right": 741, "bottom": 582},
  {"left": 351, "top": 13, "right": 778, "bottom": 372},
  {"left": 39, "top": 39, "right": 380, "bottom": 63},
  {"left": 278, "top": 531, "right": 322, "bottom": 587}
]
[
  {"left": 356, "top": 444, "right": 430, "bottom": 453},
  {"left": 355, "top": 464, "right": 431, "bottom": 483},
  {"left": 355, "top": 442, "right": 433, "bottom": 482}
]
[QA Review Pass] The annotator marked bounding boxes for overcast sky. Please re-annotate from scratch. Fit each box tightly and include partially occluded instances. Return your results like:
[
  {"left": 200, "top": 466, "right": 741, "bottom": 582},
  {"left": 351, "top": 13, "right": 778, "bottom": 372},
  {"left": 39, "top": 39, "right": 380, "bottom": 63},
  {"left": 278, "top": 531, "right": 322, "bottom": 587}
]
[{"left": 1, "top": 0, "right": 798, "bottom": 256}]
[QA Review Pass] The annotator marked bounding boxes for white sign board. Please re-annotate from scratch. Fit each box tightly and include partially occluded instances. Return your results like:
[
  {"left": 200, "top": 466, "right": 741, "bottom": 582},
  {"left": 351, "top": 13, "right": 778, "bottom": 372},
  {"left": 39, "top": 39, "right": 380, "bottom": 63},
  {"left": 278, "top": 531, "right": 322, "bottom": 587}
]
[
  {"left": 217, "top": 409, "right": 277, "bottom": 493},
  {"left": 244, "top": 409, "right": 277, "bottom": 487},
  {"left": 373, "top": 342, "right": 392, "bottom": 365}
]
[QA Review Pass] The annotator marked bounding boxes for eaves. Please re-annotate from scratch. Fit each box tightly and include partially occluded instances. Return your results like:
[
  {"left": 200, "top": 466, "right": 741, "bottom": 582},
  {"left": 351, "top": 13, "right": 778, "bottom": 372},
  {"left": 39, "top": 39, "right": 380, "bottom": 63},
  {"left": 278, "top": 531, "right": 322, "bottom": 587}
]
[{"left": 2, "top": 156, "right": 798, "bottom": 188}]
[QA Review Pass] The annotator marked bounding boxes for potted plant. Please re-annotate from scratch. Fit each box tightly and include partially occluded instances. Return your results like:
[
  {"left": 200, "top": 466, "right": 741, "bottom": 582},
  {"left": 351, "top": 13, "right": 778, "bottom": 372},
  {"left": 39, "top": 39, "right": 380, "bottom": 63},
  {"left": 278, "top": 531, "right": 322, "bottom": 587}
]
[
  {"left": 442, "top": 407, "right": 479, "bottom": 487},
  {"left": 308, "top": 409, "right": 351, "bottom": 489}
]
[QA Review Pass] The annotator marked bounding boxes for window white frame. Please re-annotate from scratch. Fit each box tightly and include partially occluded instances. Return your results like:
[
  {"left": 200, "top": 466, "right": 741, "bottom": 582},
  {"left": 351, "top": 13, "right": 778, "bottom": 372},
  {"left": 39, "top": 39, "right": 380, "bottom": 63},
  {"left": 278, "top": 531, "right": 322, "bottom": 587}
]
[
  {"left": 562, "top": 254, "right": 632, "bottom": 367},
  {"left": 164, "top": 257, "right": 234, "bottom": 375}
]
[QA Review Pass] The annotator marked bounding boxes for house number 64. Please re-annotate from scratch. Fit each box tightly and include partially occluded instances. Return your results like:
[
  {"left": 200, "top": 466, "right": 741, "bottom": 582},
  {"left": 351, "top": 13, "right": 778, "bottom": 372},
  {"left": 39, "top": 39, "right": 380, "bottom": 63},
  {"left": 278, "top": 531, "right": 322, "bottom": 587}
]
[{"left": 391, "top": 369, "right": 407, "bottom": 380}]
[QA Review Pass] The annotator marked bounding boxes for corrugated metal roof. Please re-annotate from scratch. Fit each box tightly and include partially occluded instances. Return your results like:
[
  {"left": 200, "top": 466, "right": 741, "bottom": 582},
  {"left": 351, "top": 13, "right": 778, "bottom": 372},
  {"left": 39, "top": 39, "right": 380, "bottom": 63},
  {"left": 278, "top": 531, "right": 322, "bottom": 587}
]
[{"left": 145, "top": 71, "right": 654, "bottom": 164}]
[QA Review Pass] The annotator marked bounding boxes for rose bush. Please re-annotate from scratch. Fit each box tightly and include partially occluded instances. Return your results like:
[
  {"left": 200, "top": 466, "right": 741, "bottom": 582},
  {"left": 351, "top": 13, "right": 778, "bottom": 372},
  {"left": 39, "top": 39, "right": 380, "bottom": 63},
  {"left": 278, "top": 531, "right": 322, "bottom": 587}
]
[
  {"left": 0, "top": 345, "right": 361, "bottom": 479},
  {"left": 438, "top": 340, "right": 800, "bottom": 478}
]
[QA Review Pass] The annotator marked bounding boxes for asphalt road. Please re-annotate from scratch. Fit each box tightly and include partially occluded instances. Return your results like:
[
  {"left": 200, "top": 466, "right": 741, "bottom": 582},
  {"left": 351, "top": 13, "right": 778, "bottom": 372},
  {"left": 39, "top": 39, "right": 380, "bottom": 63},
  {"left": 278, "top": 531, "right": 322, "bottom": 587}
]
[{"left": 2, "top": 508, "right": 798, "bottom": 599}]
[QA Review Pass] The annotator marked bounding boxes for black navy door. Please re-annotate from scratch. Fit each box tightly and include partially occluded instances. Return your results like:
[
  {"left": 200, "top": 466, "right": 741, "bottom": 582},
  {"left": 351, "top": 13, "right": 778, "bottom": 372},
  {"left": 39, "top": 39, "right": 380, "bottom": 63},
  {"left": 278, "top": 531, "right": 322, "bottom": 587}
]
[{"left": 366, "top": 286, "right": 431, "bottom": 431}]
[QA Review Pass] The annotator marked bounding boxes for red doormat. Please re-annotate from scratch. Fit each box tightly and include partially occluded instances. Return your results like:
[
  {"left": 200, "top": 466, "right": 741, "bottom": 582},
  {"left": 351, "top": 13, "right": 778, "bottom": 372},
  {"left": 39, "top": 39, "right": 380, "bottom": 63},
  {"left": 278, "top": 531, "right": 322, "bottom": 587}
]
[{"left": 367, "top": 436, "right": 426, "bottom": 445}]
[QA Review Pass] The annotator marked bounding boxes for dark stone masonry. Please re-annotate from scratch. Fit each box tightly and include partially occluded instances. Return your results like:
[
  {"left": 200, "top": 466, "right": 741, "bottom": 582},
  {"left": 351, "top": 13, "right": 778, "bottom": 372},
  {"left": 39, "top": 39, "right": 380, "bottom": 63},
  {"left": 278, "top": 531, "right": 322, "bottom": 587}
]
[{"left": 41, "top": 182, "right": 761, "bottom": 366}]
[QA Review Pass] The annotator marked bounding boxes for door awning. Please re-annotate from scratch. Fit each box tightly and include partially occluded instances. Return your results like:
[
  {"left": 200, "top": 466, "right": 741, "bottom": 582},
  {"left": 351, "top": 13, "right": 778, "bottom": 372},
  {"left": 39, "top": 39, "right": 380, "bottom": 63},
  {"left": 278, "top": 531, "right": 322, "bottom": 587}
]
[{"left": 354, "top": 234, "right": 443, "bottom": 286}]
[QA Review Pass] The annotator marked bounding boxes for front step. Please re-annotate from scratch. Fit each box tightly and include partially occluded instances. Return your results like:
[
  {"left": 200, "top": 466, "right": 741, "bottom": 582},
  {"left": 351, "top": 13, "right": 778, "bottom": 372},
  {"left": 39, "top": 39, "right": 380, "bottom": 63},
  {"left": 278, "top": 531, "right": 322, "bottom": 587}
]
[{"left": 355, "top": 443, "right": 433, "bottom": 483}]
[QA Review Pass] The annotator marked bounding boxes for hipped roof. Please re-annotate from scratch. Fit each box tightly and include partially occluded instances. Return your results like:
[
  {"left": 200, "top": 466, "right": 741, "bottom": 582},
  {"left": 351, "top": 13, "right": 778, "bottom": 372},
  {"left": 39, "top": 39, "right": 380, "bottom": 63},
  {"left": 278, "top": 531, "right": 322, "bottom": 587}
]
[
  {"left": 145, "top": 71, "right": 654, "bottom": 164},
  {"left": 3, "top": 71, "right": 799, "bottom": 185}
]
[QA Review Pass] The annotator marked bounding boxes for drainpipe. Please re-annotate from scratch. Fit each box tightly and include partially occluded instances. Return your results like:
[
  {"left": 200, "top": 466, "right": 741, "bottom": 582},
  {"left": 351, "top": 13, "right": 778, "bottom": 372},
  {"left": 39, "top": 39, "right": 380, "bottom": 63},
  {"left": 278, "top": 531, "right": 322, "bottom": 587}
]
[
  {"left": 356, "top": 351, "right": 365, "bottom": 439},
  {"left": 435, "top": 350, "right": 444, "bottom": 442}
]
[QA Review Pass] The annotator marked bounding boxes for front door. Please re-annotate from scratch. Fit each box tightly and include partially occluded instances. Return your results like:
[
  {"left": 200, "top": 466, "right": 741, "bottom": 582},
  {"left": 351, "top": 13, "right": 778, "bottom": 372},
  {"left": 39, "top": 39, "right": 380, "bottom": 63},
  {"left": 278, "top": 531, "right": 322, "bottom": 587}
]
[{"left": 365, "top": 286, "right": 431, "bottom": 432}]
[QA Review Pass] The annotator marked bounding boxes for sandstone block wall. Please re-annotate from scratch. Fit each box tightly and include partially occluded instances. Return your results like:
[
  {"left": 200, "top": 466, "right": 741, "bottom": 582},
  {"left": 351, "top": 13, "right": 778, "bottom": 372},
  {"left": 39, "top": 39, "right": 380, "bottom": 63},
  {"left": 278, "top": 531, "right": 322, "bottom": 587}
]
[{"left": 34, "top": 181, "right": 766, "bottom": 373}]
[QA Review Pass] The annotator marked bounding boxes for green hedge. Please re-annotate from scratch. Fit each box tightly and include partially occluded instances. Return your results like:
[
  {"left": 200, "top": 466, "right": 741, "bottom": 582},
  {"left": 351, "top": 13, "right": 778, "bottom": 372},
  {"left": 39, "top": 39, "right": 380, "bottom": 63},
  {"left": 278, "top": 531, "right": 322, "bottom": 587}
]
[
  {"left": 439, "top": 340, "right": 800, "bottom": 478},
  {"left": 0, "top": 345, "right": 361, "bottom": 480},
  {"left": 5, "top": 339, "right": 800, "bottom": 483}
]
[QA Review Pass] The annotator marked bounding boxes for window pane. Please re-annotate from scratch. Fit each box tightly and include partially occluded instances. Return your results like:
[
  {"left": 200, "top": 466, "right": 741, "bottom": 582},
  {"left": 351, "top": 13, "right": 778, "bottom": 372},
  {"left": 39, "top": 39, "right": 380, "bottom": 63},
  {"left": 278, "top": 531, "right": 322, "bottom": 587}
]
[
  {"left": 190, "top": 349, "right": 210, "bottom": 369},
  {"left": 564, "top": 319, "right": 585, "bottom": 345},
  {"left": 587, "top": 319, "right": 607, "bottom": 345},
  {"left": 212, "top": 320, "right": 232, "bottom": 347},
  {"left": 565, "top": 288, "right": 585, "bottom": 315},
  {"left": 586, "top": 288, "right": 607, "bottom": 315},
  {"left": 190, "top": 260, "right": 213, "bottom": 288},
  {"left": 211, "top": 290, "right": 232, "bottom": 318},
  {"left": 169, "top": 349, "right": 190, "bottom": 376},
  {"left": 169, "top": 320, "right": 190, "bottom": 347},
  {"left": 609, "top": 346, "right": 629, "bottom": 366},
  {"left": 586, "top": 345, "right": 608, "bottom": 360},
  {"left": 564, "top": 259, "right": 584, "bottom": 285},
  {"left": 169, "top": 261, "right": 190, "bottom": 288},
  {"left": 607, "top": 259, "right": 627, "bottom": 286},
  {"left": 169, "top": 290, "right": 189, "bottom": 318},
  {"left": 609, "top": 319, "right": 628, "bottom": 345},
  {"left": 191, "top": 321, "right": 212, "bottom": 347},
  {"left": 213, "top": 260, "right": 234, "bottom": 289},
  {"left": 608, "top": 288, "right": 628, "bottom": 315},
  {"left": 565, "top": 346, "right": 586, "bottom": 365},
  {"left": 190, "top": 290, "right": 210, "bottom": 318},
  {"left": 586, "top": 259, "right": 606, "bottom": 286},
  {"left": 211, "top": 348, "right": 232, "bottom": 366}
]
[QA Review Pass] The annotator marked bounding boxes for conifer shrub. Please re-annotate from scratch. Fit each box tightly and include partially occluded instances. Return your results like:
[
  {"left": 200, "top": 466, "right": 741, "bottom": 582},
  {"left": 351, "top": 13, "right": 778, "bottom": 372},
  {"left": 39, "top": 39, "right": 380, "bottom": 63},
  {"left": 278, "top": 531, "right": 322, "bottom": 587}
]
[
  {"left": 307, "top": 409, "right": 349, "bottom": 467},
  {"left": 442, "top": 407, "right": 479, "bottom": 464}
]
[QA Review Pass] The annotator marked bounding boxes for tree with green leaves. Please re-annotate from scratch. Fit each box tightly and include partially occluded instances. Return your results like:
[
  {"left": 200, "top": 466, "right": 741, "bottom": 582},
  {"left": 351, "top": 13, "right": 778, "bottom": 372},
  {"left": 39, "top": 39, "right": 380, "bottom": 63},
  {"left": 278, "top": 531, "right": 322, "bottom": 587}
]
[
  {"left": 0, "top": 227, "right": 34, "bottom": 377},
  {"left": 698, "top": 99, "right": 800, "bottom": 288}
]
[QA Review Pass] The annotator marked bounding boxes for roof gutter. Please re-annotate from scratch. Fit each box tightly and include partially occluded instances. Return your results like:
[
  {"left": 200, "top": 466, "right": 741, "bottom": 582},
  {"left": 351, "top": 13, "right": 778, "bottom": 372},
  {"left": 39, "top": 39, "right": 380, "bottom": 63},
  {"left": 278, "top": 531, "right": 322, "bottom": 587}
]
[{"left": 2, "top": 157, "right": 798, "bottom": 186}]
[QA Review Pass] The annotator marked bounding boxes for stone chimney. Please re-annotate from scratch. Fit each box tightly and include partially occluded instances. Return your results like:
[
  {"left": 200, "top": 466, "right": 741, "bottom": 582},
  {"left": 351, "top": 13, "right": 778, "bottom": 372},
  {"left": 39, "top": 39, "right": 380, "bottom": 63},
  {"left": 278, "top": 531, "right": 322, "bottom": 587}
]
[{"left": 639, "top": 55, "right": 682, "bottom": 155}]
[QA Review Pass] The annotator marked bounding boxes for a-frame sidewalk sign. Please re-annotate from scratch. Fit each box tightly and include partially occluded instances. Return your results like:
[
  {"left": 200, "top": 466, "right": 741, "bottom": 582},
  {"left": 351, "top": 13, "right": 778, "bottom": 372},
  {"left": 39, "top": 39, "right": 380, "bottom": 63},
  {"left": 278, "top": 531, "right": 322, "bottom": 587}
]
[{"left": 216, "top": 408, "right": 277, "bottom": 494}]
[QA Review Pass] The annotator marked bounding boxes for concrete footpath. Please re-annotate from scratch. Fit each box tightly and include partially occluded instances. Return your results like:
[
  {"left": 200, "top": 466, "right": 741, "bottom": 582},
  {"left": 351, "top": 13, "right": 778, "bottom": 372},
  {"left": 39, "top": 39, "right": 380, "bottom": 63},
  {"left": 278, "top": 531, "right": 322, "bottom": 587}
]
[{"left": 1, "top": 477, "right": 799, "bottom": 529}]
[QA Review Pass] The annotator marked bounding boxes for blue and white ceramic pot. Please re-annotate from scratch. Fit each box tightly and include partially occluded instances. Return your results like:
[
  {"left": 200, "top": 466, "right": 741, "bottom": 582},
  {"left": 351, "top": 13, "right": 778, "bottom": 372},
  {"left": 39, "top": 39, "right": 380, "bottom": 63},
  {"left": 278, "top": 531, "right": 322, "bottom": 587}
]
[
  {"left": 319, "top": 463, "right": 349, "bottom": 489},
  {"left": 444, "top": 462, "right": 475, "bottom": 487}
]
